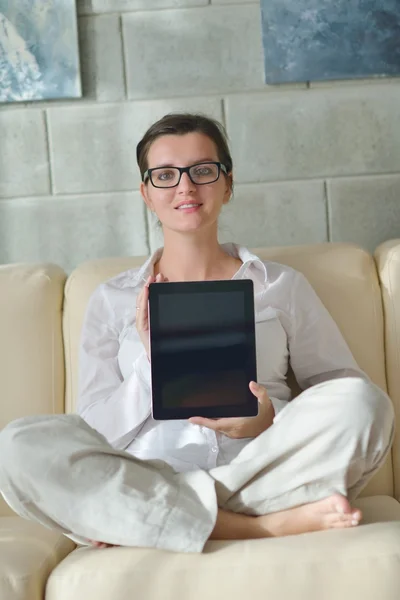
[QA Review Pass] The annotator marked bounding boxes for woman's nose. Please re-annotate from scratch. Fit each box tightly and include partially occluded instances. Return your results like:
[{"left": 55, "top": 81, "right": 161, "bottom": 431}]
[{"left": 177, "top": 171, "right": 196, "bottom": 192}]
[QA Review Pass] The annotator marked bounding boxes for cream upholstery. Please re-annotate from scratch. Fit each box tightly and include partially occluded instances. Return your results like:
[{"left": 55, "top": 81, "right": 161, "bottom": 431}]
[
  {"left": 375, "top": 240, "right": 400, "bottom": 500},
  {"left": 0, "top": 518, "right": 75, "bottom": 600},
  {"left": 0, "top": 264, "right": 76, "bottom": 600},
  {"left": 1, "top": 242, "right": 400, "bottom": 600},
  {"left": 0, "top": 264, "right": 66, "bottom": 517},
  {"left": 46, "top": 496, "right": 400, "bottom": 600}
]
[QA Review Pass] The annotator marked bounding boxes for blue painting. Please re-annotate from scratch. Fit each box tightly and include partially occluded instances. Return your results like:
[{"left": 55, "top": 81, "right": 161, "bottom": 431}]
[
  {"left": 0, "top": 0, "right": 81, "bottom": 103},
  {"left": 261, "top": 0, "right": 400, "bottom": 84}
]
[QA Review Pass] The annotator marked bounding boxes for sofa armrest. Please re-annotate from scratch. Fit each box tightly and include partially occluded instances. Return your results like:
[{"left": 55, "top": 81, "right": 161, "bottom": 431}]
[
  {"left": 374, "top": 240, "right": 400, "bottom": 500},
  {"left": 0, "top": 263, "right": 67, "bottom": 516},
  {"left": 0, "top": 517, "right": 75, "bottom": 600}
]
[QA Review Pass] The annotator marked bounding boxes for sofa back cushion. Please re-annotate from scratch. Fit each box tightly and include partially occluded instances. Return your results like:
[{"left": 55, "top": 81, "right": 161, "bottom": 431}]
[
  {"left": 63, "top": 243, "right": 393, "bottom": 497},
  {"left": 0, "top": 264, "right": 66, "bottom": 516}
]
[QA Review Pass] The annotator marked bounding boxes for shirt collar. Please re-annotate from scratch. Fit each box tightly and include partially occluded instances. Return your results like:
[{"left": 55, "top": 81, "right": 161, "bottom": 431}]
[{"left": 128, "top": 243, "right": 268, "bottom": 288}]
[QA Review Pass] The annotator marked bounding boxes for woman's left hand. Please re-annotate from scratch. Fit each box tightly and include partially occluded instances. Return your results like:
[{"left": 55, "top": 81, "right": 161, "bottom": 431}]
[{"left": 188, "top": 382, "right": 275, "bottom": 439}]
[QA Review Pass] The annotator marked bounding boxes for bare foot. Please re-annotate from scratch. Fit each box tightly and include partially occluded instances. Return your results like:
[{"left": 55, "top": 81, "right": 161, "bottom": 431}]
[
  {"left": 258, "top": 493, "right": 362, "bottom": 537},
  {"left": 89, "top": 540, "right": 120, "bottom": 549}
]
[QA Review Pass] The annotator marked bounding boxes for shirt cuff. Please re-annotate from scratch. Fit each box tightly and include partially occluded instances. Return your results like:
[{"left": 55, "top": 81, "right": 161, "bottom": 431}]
[
  {"left": 134, "top": 351, "right": 151, "bottom": 386},
  {"left": 270, "top": 397, "right": 289, "bottom": 423}
]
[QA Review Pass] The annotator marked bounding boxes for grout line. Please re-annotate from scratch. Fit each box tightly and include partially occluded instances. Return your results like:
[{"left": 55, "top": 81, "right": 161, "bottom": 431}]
[
  {"left": 235, "top": 170, "right": 400, "bottom": 185},
  {"left": 143, "top": 204, "right": 151, "bottom": 255},
  {"left": 119, "top": 15, "right": 129, "bottom": 99},
  {"left": 43, "top": 110, "right": 54, "bottom": 195},
  {"left": 78, "top": 3, "right": 217, "bottom": 17},
  {"left": 324, "top": 180, "right": 332, "bottom": 242},
  {"left": 0, "top": 189, "right": 141, "bottom": 202},
  {"left": 220, "top": 97, "right": 227, "bottom": 129},
  {"left": 8, "top": 82, "right": 385, "bottom": 113},
  {"left": 2, "top": 170, "right": 400, "bottom": 203},
  {"left": 209, "top": 0, "right": 258, "bottom": 5},
  {"left": 0, "top": 172, "right": 400, "bottom": 206}
]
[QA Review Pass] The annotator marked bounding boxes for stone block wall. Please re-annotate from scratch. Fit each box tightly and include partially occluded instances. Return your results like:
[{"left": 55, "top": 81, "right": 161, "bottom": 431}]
[{"left": 1, "top": 0, "right": 399, "bottom": 271}]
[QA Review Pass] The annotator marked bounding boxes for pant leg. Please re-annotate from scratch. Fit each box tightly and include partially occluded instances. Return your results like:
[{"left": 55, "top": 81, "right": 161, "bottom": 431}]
[
  {"left": 0, "top": 377, "right": 394, "bottom": 554},
  {"left": 209, "top": 377, "right": 395, "bottom": 515},
  {"left": 0, "top": 414, "right": 217, "bottom": 553}
]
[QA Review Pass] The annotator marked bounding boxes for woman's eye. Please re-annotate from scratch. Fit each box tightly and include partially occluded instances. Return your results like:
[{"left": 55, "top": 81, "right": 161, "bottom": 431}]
[
  {"left": 157, "top": 170, "right": 175, "bottom": 180},
  {"left": 194, "top": 167, "right": 212, "bottom": 176}
]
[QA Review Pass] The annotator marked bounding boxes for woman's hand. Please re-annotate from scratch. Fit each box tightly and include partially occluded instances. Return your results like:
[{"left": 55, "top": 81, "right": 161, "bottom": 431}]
[
  {"left": 136, "top": 273, "right": 168, "bottom": 358},
  {"left": 188, "top": 382, "right": 275, "bottom": 439}
]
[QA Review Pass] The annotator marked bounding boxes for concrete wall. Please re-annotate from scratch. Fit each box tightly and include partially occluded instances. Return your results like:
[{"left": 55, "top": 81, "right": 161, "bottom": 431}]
[{"left": 1, "top": 0, "right": 400, "bottom": 272}]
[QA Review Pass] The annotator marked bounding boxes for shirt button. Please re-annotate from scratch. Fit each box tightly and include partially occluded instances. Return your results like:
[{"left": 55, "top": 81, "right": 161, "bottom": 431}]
[{"left": 211, "top": 447, "right": 218, "bottom": 453}]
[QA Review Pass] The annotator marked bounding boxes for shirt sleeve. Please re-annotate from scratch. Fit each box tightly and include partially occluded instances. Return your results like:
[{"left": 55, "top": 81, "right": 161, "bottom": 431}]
[
  {"left": 76, "top": 284, "right": 152, "bottom": 450},
  {"left": 288, "top": 271, "right": 368, "bottom": 391},
  {"left": 269, "top": 396, "right": 290, "bottom": 418}
]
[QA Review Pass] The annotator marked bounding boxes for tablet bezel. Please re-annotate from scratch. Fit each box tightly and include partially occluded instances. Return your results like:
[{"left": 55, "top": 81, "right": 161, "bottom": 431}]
[{"left": 148, "top": 279, "right": 258, "bottom": 420}]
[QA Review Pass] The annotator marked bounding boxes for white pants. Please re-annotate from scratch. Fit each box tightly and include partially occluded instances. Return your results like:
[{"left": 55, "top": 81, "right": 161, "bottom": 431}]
[{"left": 0, "top": 378, "right": 395, "bottom": 553}]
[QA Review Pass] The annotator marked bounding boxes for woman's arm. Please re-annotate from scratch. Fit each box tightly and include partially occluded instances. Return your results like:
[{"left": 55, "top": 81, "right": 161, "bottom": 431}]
[
  {"left": 288, "top": 271, "right": 367, "bottom": 390},
  {"left": 76, "top": 284, "right": 151, "bottom": 450}
]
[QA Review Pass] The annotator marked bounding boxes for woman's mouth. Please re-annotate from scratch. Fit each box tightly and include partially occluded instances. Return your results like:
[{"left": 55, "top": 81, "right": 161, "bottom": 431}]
[{"left": 175, "top": 203, "right": 202, "bottom": 212}]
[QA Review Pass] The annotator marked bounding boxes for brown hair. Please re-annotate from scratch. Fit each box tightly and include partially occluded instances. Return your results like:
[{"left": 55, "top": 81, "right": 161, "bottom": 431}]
[{"left": 136, "top": 113, "right": 233, "bottom": 181}]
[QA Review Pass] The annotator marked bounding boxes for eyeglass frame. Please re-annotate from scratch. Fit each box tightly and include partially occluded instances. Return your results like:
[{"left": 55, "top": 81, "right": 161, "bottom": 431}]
[{"left": 142, "top": 161, "right": 228, "bottom": 188}]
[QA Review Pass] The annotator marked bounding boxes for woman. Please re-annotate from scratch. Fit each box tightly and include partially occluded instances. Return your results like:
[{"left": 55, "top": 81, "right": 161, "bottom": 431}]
[{"left": 0, "top": 113, "right": 395, "bottom": 553}]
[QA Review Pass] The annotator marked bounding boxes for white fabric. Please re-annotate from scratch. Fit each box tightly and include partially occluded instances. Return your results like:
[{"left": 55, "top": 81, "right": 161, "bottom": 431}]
[
  {"left": 77, "top": 243, "right": 366, "bottom": 473},
  {"left": 0, "top": 378, "right": 394, "bottom": 553}
]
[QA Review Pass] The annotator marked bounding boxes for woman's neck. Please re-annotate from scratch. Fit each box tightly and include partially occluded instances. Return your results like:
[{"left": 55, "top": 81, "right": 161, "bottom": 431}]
[{"left": 154, "top": 233, "right": 240, "bottom": 282}]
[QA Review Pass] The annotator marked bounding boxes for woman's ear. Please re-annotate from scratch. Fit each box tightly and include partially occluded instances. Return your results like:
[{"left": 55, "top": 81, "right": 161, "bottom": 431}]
[{"left": 140, "top": 181, "right": 154, "bottom": 211}]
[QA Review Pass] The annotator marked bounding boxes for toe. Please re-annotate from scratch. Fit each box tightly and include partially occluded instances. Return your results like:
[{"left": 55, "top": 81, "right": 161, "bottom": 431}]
[
  {"left": 351, "top": 509, "right": 362, "bottom": 522},
  {"left": 331, "top": 494, "right": 352, "bottom": 515},
  {"left": 331, "top": 520, "right": 356, "bottom": 529}
]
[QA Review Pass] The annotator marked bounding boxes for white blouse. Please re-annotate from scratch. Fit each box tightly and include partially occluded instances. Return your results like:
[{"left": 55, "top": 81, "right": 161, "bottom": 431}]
[{"left": 77, "top": 243, "right": 365, "bottom": 473}]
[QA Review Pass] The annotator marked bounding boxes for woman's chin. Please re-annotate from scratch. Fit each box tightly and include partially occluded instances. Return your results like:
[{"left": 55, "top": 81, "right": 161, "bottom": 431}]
[{"left": 167, "top": 220, "right": 208, "bottom": 234}]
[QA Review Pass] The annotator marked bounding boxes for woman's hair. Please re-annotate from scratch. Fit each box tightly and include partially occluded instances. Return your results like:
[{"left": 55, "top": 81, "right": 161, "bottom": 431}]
[{"left": 136, "top": 113, "right": 233, "bottom": 181}]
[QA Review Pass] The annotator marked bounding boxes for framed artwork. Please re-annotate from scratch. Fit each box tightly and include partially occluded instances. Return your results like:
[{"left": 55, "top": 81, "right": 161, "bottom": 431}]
[
  {"left": 0, "top": 0, "right": 81, "bottom": 103},
  {"left": 261, "top": 0, "right": 400, "bottom": 84}
]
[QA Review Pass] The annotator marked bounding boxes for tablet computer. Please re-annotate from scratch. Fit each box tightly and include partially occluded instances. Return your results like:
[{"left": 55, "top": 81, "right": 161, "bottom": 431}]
[{"left": 148, "top": 279, "right": 258, "bottom": 420}]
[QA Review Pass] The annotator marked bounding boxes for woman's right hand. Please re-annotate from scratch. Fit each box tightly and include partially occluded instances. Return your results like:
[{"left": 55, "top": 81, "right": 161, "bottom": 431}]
[{"left": 136, "top": 273, "right": 168, "bottom": 359}]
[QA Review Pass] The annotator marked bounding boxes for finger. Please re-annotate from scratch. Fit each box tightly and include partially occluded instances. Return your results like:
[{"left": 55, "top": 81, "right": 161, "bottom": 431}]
[
  {"left": 137, "top": 276, "right": 154, "bottom": 329},
  {"left": 189, "top": 416, "right": 242, "bottom": 431},
  {"left": 188, "top": 417, "right": 219, "bottom": 430},
  {"left": 135, "top": 287, "right": 143, "bottom": 308},
  {"left": 249, "top": 381, "right": 268, "bottom": 402},
  {"left": 136, "top": 276, "right": 151, "bottom": 313}
]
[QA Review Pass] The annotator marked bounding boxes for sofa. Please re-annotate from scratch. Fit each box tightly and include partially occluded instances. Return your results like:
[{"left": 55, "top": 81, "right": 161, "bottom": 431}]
[{"left": 1, "top": 240, "right": 400, "bottom": 600}]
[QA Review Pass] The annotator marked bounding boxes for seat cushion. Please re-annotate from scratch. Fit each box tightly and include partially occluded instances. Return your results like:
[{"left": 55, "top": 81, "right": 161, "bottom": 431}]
[
  {"left": 0, "top": 517, "right": 75, "bottom": 600},
  {"left": 46, "top": 496, "right": 400, "bottom": 600}
]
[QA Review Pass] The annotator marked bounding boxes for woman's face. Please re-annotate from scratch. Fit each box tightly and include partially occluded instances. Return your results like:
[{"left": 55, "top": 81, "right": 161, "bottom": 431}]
[{"left": 140, "top": 132, "right": 232, "bottom": 234}]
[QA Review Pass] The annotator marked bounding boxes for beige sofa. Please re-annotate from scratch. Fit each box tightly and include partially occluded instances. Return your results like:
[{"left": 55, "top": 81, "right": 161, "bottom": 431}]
[{"left": 1, "top": 240, "right": 400, "bottom": 600}]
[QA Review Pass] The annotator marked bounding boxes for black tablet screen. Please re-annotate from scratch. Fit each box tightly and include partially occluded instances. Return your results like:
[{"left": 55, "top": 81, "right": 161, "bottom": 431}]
[{"left": 149, "top": 280, "right": 258, "bottom": 420}]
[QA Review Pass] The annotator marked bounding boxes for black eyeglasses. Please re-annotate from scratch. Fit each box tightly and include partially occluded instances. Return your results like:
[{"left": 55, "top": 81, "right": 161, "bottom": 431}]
[{"left": 143, "top": 161, "right": 228, "bottom": 188}]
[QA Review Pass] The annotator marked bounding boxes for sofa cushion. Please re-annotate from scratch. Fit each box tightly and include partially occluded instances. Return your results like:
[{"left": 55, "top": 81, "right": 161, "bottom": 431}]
[
  {"left": 46, "top": 496, "right": 400, "bottom": 600},
  {"left": 0, "top": 517, "right": 75, "bottom": 600},
  {"left": 0, "top": 264, "right": 66, "bottom": 516},
  {"left": 63, "top": 243, "right": 393, "bottom": 497}
]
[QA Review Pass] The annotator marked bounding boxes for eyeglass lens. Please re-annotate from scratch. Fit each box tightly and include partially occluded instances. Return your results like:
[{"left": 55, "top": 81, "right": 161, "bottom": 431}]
[{"left": 151, "top": 163, "right": 220, "bottom": 187}]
